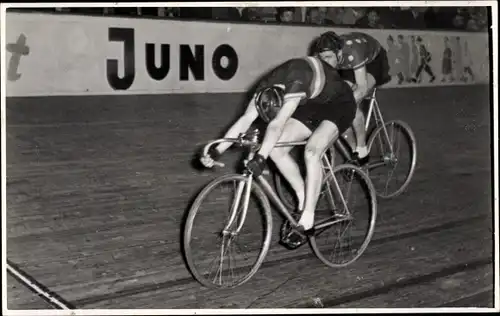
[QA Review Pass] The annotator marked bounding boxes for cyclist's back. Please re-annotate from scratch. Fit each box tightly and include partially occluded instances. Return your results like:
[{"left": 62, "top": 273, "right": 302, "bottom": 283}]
[
  {"left": 335, "top": 32, "right": 391, "bottom": 88},
  {"left": 254, "top": 57, "right": 356, "bottom": 134}
]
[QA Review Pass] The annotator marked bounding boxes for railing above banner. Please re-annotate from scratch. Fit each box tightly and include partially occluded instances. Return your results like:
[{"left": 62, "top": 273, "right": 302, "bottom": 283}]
[{"left": 7, "top": 5, "right": 490, "bottom": 33}]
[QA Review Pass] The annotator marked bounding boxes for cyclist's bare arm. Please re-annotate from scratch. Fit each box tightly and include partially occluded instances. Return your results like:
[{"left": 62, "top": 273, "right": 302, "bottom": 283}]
[
  {"left": 257, "top": 95, "right": 302, "bottom": 159},
  {"left": 352, "top": 66, "right": 371, "bottom": 104},
  {"left": 344, "top": 80, "right": 357, "bottom": 90},
  {"left": 213, "top": 96, "right": 260, "bottom": 154}
]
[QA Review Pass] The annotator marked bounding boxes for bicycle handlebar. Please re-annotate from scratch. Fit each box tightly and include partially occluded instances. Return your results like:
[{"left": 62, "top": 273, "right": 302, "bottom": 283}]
[
  {"left": 201, "top": 132, "right": 261, "bottom": 168},
  {"left": 202, "top": 137, "right": 259, "bottom": 157},
  {"left": 200, "top": 130, "right": 309, "bottom": 169}
]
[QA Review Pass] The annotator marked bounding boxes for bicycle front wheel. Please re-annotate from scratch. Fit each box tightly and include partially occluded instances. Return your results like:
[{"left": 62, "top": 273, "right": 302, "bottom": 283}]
[
  {"left": 367, "top": 120, "right": 417, "bottom": 199},
  {"left": 183, "top": 174, "right": 272, "bottom": 289},
  {"left": 310, "top": 164, "right": 377, "bottom": 268}
]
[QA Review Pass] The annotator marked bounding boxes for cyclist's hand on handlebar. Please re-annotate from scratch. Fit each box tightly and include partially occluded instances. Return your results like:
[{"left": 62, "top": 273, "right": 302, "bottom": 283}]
[
  {"left": 246, "top": 154, "right": 266, "bottom": 177},
  {"left": 200, "top": 155, "right": 216, "bottom": 168},
  {"left": 200, "top": 147, "right": 224, "bottom": 168}
]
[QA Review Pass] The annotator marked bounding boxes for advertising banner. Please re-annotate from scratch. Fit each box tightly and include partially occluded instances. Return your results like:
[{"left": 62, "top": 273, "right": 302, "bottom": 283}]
[{"left": 4, "top": 12, "right": 490, "bottom": 97}]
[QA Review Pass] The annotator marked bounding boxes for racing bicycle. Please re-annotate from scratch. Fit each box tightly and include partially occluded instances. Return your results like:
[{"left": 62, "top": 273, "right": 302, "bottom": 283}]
[
  {"left": 183, "top": 129, "right": 377, "bottom": 288},
  {"left": 274, "top": 88, "right": 417, "bottom": 210}
]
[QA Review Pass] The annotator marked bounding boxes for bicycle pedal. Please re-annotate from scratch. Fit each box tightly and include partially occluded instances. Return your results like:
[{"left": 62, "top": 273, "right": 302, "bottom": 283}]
[
  {"left": 350, "top": 153, "right": 370, "bottom": 167},
  {"left": 280, "top": 231, "right": 309, "bottom": 250},
  {"left": 358, "top": 156, "right": 370, "bottom": 166}
]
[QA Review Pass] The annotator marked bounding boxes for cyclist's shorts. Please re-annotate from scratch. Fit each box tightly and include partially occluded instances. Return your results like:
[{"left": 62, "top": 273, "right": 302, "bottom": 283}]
[
  {"left": 291, "top": 87, "right": 357, "bottom": 135},
  {"left": 339, "top": 47, "right": 392, "bottom": 87}
]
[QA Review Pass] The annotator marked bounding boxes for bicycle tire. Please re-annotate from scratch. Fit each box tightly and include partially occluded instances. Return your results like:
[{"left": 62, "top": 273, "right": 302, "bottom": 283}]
[
  {"left": 367, "top": 120, "right": 417, "bottom": 199},
  {"left": 183, "top": 174, "right": 273, "bottom": 289},
  {"left": 309, "top": 164, "right": 378, "bottom": 268}
]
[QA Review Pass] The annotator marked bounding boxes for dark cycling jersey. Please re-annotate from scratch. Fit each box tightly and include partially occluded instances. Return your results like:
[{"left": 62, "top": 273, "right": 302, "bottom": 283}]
[
  {"left": 336, "top": 32, "right": 382, "bottom": 70},
  {"left": 254, "top": 57, "right": 347, "bottom": 104},
  {"left": 254, "top": 57, "right": 357, "bottom": 134}
]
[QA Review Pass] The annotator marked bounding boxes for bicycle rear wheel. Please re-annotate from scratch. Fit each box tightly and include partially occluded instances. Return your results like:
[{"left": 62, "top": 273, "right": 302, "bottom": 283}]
[
  {"left": 367, "top": 120, "right": 417, "bottom": 199},
  {"left": 183, "top": 174, "right": 272, "bottom": 288},
  {"left": 309, "top": 164, "right": 377, "bottom": 268}
]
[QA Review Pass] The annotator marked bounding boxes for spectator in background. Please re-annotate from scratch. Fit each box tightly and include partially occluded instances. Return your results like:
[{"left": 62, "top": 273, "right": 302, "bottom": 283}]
[
  {"left": 435, "top": 7, "right": 459, "bottom": 29},
  {"left": 212, "top": 7, "right": 241, "bottom": 21},
  {"left": 276, "top": 7, "right": 295, "bottom": 23},
  {"left": 241, "top": 7, "right": 275, "bottom": 22},
  {"left": 452, "top": 10, "right": 467, "bottom": 30},
  {"left": 306, "top": 7, "right": 333, "bottom": 25},
  {"left": 412, "top": 7, "right": 428, "bottom": 28},
  {"left": 74, "top": 7, "right": 109, "bottom": 15},
  {"left": 325, "top": 7, "right": 350, "bottom": 25},
  {"left": 306, "top": 7, "right": 320, "bottom": 24},
  {"left": 164, "top": 7, "right": 180, "bottom": 18},
  {"left": 472, "top": 7, "right": 489, "bottom": 31},
  {"left": 423, "top": 7, "right": 440, "bottom": 29},
  {"left": 103, "top": 7, "right": 114, "bottom": 15},
  {"left": 55, "top": 7, "right": 72, "bottom": 13},
  {"left": 376, "top": 7, "right": 400, "bottom": 28},
  {"left": 356, "top": 8, "right": 385, "bottom": 28},
  {"left": 398, "top": 7, "right": 426, "bottom": 29},
  {"left": 139, "top": 7, "right": 160, "bottom": 17},
  {"left": 466, "top": 17, "right": 481, "bottom": 31},
  {"left": 465, "top": 7, "right": 487, "bottom": 31},
  {"left": 341, "top": 7, "right": 366, "bottom": 26},
  {"left": 179, "top": 7, "right": 212, "bottom": 20},
  {"left": 240, "top": 7, "right": 258, "bottom": 21},
  {"left": 318, "top": 7, "right": 334, "bottom": 24},
  {"left": 113, "top": 7, "right": 139, "bottom": 16},
  {"left": 424, "top": 7, "right": 460, "bottom": 29}
]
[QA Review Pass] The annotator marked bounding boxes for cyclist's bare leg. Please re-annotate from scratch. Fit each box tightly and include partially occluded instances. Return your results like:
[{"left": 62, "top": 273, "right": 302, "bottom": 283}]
[
  {"left": 352, "top": 108, "right": 368, "bottom": 156},
  {"left": 343, "top": 80, "right": 364, "bottom": 153},
  {"left": 343, "top": 126, "right": 357, "bottom": 152},
  {"left": 351, "top": 73, "right": 376, "bottom": 159},
  {"left": 298, "top": 120, "right": 339, "bottom": 230},
  {"left": 269, "top": 118, "right": 312, "bottom": 211}
]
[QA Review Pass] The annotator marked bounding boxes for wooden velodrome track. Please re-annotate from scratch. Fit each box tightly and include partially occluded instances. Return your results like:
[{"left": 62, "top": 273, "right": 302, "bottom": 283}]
[{"left": 4, "top": 85, "right": 495, "bottom": 310}]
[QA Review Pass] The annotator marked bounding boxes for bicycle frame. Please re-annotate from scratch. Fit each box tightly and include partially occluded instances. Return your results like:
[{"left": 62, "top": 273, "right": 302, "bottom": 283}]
[
  {"left": 255, "top": 162, "right": 351, "bottom": 232},
  {"left": 364, "top": 88, "right": 395, "bottom": 153},
  {"left": 203, "top": 132, "right": 352, "bottom": 236},
  {"left": 330, "top": 89, "right": 396, "bottom": 171}
]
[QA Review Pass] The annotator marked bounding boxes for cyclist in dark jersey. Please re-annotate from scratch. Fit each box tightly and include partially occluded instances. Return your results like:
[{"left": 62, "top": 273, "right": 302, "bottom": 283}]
[
  {"left": 200, "top": 56, "right": 357, "bottom": 248},
  {"left": 313, "top": 31, "right": 391, "bottom": 164}
]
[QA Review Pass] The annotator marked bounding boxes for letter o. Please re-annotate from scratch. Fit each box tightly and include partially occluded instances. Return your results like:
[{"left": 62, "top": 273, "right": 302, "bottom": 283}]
[{"left": 212, "top": 44, "right": 238, "bottom": 81}]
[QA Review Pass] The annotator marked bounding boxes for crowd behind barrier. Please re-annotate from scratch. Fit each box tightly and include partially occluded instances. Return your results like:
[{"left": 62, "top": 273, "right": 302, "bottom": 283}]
[{"left": 9, "top": 6, "right": 489, "bottom": 32}]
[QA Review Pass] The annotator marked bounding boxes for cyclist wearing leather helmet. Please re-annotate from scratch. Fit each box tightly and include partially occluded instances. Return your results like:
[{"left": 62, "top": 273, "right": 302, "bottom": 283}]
[
  {"left": 313, "top": 31, "right": 391, "bottom": 165},
  {"left": 200, "top": 56, "right": 357, "bottom": 249}
]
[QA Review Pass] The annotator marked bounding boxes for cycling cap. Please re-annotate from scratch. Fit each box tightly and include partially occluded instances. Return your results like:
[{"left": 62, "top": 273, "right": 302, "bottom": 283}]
[
  {"left": 255, "top": 85, "right": 285, "bottom": 123},
  {"left": 314, "top": 31, "right": 344, "bottom": 53}
]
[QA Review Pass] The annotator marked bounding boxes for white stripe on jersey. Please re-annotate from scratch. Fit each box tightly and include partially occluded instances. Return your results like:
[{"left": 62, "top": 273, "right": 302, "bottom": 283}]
[
  {"left": 304, "top": 56, "right": 326, "bottom": 99},
  {"left": 284, "top": 92, "right": 307, "bottom": 101}
]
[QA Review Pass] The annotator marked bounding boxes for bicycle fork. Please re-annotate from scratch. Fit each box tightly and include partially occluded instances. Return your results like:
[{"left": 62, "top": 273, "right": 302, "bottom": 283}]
[
  {"left": 211, "top": 174, "right": 254, "bottom": 285},
  {"left": 366, "top": 95, "right": 395, "bottom": 155},
  {"left": 223, "top": 175, "right": 253, "bottom": 236},
  {"left": 322, "top": 155, "right": 351, "bottom": 217}
]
